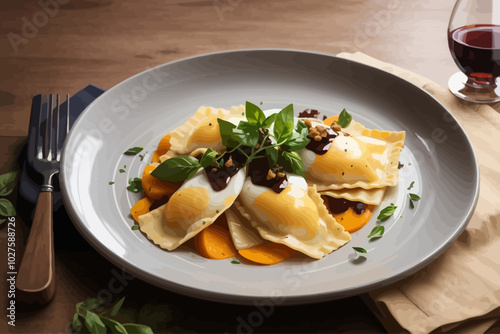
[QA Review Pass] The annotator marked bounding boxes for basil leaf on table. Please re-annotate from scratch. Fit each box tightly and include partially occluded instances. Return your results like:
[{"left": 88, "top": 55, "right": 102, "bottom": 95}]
[
  {"left": 245, "top": 101, "right": 266, "bottom": 126},
  {"left": 377, "top": 203, "right": 397, "bottom": 220},
  {"left": 367, "top": 225, "right": 385, "bottom": 239},
  {"left": 0, "top": 171, "right": 18, "bottom": 194},
  {"left": 100, "top": 317, "right": 128, "bottom": 334},
  {"left": 274, "top": 104, "right": 294, "bottom": 142},
  {"left": 122, "top": 323, "right": 154, "bottom": 334},
  {"left": 85, "top": 311, "right": 107, "bottom": 334},
  {"left": 151, "top": 155, "right": 201, "bottom": 182},
  {"left": 337, "top": 109, "right": 352, "bottom": 128},
  {"left": 199, "top": 148, "right": 218, "bottom": 168},
  {"left": 217, "top": 118, "right": 241, "bottom": 148}
]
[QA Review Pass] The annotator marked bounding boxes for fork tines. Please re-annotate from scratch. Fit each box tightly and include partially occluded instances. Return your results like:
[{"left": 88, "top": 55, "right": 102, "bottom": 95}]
[{"left": 38, "top": 94, "right": 70, "bottom": 162}]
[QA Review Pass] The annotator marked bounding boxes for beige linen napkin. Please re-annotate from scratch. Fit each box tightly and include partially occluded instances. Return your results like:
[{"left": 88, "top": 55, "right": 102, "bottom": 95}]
[{"left": 337, "top": 52, "right": 500, "bottom": 333}]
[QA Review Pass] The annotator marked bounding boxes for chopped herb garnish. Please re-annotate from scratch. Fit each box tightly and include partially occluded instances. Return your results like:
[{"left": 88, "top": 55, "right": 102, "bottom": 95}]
[
  {"left": 124, "top": 146, "right": 144, "bottom": 155},
  {"left": 109, "top": 181, "right": 114, "bottom": 185},
  {"left": 337, "top": 109, "right": 352, "bottom": 128},
  {"left": 216, "top": 210, "right": 220, "bottom": 213},
  {"left": 352, "top": 247, "right": 367, "bottom": 253},
  {"left": 202, "top": 221, "right": 206, "bottom": 225},
  {"left": 124, "top": 165, "right": 126, "bottom": 169},
  {"left": 377, "top": 204, "right": 397, "bottom": 220},
  {"left": 131, "top": 225, "right": 139, "bottom": 230},
  {"left": 367, "top": 225, "right": 385, "bottom": 239},
  {"left": 407, "top": 181, "right": 415, "bottom": 190},
  {"left": 231, "top": 258, "right": 240, "bottom": 264},
  {"left": 119, "top": 169, "right": 125, "bottom": 173},
  {"left": 126, "top": 177, "right": 143, "bottom": 193}
]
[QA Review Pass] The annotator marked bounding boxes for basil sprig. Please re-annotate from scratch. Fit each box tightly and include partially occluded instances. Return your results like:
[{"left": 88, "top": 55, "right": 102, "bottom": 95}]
[
  {"left": 367, "top": 225, "right": 385, "bottom": 239},
  {"left": 70, "top": 297, "right": 153, "bottom": 334},
  {"left": 152, "top": 102, "right": 311, "bottom": 183}
]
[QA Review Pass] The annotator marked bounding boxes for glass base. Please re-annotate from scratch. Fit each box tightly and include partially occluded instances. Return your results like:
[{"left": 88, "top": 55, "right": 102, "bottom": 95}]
[{"left": 448, "top": 72, "right": 500, "bottom": 104}]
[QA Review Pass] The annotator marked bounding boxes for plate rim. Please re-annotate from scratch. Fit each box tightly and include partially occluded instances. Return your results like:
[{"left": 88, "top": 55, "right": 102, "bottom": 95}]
[{"left": 60, "top": 48, "right": 480, "bottom": 305}]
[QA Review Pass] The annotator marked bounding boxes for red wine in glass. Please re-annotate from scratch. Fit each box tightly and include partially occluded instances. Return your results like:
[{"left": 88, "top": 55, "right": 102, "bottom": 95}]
[{"left": 448, "top": 1, "right": 500, "bottom": 103}]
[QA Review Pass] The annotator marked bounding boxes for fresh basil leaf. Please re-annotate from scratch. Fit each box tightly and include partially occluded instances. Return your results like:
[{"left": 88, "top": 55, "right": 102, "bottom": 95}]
[
  {"left": 236, "top": 121, "right": 260, "bottom": 147},
  {"left": 367, "top": 225, "right": 385, "bottom": 239},
  {"left": 151, "top": 156, "right": 201, "bottom": 182},
  {"left": 377, "top": 204, "right": 397, "bottom": 220},
  {"left": 217, "top": 118, "right": 241, "bottom": 148},
  {"left": 409, "top": 193, "right": 421, "bottom": 201},
  {"left": 282, "top": 151, "right": 305, "bottom": 178},
  {"left": 122, "top": 323, "right": 154, "bottom": 334},
  {"left": 265, "top": 147, "right": 279, "bottom": 164},
  {"left": 0, "top": 199, "right": 16, "bottom": 217},
  {"left": 100, "top": 317, "right": 128, "bottom": 334},
  {"left": 71, "top": 313, "right": 83, "bottom": 332},
  {"left": 262, "top": 114, "right": 277, "bottom": 129},
  {"left": 337, "top": 109, "right": 352, "bottom": 128},
  {"left": 245, "top": 101, "right": 266, "bottom": 125},
  {"left": 0, "top": 171, "right": 18, "bottom": 192},
  {"left": 407, "top": 181, "right": 415, "bottom": 190},
  {"left": 352, "top": 247, "right": 367, "bottom": 253},
  {"left": 78, "top": 299, "right": 102, "bottom": 312},
  {"left": 127, "top": 178, "right": 143, "bottom": 193},
  {"left": 85, "top": 311, "right": 106, "bottom": 334},
  {"left": 199, "top": 148, "right": 218, "bottom": 168},
  {"left": 274, "top": 104, "right": 294, "bottom": 142},
  {"left": 124, "top": 146, "right": 144, "bottom": 156}
]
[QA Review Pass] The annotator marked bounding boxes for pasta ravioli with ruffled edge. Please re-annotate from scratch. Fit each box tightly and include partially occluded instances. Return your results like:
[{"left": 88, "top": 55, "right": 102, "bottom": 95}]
[{"left": 298, "top": 118, "right": 405, "bottom": 190}]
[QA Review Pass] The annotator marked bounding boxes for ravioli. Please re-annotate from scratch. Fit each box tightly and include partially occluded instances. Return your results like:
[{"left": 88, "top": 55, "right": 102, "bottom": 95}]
[
  {"left": 236, "top": 174, "right": 351, "bottom": 259},
  {"left": 299, "top": 119, "right": 405, "bottom": 190},
  {"left": 320, "top": 187, "right": 386, "bottom": 205},
  {"left": 225, "top": 206, "right": 264, "bottom": 250},
  {"left": 168, "top": 105, "right": 245, "bottom": 155},
  {"left": 138, "top": 167, "right": 245, "bottom": 251}
]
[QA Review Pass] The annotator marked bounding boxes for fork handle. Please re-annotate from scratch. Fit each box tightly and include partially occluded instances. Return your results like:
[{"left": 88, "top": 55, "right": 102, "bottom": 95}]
[{"left": 16, "top": 191, "right": 56, "bottom": 305}]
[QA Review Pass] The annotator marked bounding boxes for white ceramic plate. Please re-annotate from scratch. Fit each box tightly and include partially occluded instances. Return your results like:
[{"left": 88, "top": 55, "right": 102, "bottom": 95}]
[{"left": 61, "top": 49, "right": 479, "bottom": 305}]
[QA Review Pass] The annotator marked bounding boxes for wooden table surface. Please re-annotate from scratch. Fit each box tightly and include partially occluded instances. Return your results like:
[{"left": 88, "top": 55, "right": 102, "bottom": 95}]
[{"left": 0, "top": 0, "right": 460, "bottom": 332}]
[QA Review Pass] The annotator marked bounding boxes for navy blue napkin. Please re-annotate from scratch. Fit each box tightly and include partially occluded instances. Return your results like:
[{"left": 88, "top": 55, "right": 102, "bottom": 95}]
[{"left": 19, "top": 85, "right": 105, "bottom": 212}]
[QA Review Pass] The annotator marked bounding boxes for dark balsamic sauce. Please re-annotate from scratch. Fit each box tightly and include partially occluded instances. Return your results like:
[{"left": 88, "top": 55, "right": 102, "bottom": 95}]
[
  {"left": 298, "top": 109, "right": 320, "bottom": 118},
  {"left": 324, "top": 197, "right": 367, "bottom": 215},
  {"left": 305, "top": 127, "right": 339, "bottom": 155},
  {"left": 203, "top": 147, "right": 251, "bottom": 192},
  {"left": 248, "top": 158, "right": 288, "bottom": 194}
]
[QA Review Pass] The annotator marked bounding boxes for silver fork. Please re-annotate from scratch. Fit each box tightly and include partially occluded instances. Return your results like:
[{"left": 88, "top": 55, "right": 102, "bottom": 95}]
[{"left": 17, "top": 94, "right": 69, "bottom": 305}]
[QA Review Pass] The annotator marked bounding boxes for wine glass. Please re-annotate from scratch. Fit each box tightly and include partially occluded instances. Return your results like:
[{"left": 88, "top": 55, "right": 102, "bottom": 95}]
[{"left": 448, "top": 0, "right": 500, "bottom": 103}]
